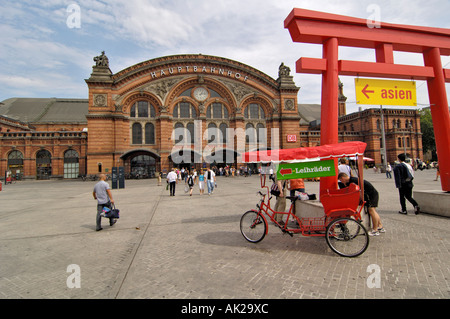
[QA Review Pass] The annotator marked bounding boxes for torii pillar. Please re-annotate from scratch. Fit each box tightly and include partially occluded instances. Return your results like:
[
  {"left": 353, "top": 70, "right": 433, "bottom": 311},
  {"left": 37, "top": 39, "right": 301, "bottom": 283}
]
[{"left": 285, "top": 8, "right": 450, "bottom": 194}]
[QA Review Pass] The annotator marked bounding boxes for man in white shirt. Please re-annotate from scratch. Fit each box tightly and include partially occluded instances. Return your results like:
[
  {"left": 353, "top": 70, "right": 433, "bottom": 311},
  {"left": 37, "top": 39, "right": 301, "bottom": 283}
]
[
  {"left": 167, "top": 168, "right": 178, "bottom": 196},
  {"left": 205, "top": 168, "right": 216, "bottom": 195},
  {"left": 93, "top": 174, "right": 115, "bottom": 231}
]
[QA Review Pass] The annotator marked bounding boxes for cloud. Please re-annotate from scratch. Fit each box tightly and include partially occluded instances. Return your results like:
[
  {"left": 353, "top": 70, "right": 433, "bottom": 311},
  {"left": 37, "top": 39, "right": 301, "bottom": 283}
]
[{"left": 0, "top": 0, "right": 449, "bottom": 107}]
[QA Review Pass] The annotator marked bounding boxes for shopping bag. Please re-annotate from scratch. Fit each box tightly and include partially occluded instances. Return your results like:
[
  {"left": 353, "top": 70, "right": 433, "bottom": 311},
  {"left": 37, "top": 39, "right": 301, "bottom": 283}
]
[{"left": 105, "top": 205, "right": 120, "bottom": 219}]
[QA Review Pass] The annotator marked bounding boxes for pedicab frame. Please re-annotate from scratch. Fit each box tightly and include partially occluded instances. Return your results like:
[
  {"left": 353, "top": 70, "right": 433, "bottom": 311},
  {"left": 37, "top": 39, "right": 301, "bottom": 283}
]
[{"left": 240, "top": 141, "right": 370, "bottom": 257}]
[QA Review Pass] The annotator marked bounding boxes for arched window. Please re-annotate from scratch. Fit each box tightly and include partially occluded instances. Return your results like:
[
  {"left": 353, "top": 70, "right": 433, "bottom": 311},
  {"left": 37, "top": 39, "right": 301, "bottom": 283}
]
[
  {"left": 186, "top": 122, "right": 195, "bottom": 144},
  {"left": 173, "top": 102, "right": 196, "bottom": 118},
  {"left": 8, "top": 150, "right": 23, "bottom": 165},
  {"left": 256, "top": 123, "right": 265, "bottom": 144},
  {"left": 8, "top": 150, "right": 24, "bottom": 177},
  {"left": 174, "top": 122, "right": 185, "bottom": 144},
  {"left": 145, "top": 123, "right": 155, "bottom": 144},
  {"left": 246, "top": 123, "right": 255, "bottom": 144},
  {"left": 244, "top": 104, "right": 265, "bottom": 119},
  {"left": 132, "top": 123, "right": 142, "bottom": 144},
  {"left": 130, "top": 101, "right": 156, "bottom": 118},
  {"left": 208, "top": 123, "right": 218, "bottom": 144},
  {"left": 207, "top": 103, "right": 228, "bottom": 119},
  {"left": 219, "top": 123, "right": 228, "bottom": 143}
]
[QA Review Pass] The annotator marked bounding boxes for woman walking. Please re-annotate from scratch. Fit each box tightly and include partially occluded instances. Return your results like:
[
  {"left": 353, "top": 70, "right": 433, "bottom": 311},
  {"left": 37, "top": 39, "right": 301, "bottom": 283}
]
[{"left": 198, "top": 169, "right": 205, "bottom": 195}]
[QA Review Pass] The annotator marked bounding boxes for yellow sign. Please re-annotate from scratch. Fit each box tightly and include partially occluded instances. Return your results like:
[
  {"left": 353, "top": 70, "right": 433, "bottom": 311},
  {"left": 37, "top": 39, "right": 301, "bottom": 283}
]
[{"left": 355, "top": 78, "right": 417, "bottom": 106}]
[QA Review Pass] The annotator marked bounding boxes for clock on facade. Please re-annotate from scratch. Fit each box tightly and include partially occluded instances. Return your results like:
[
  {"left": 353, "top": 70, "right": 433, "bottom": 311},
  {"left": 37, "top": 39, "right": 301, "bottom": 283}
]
[{"left": 193, "top": 87, "right": 208, "bottom": 101}]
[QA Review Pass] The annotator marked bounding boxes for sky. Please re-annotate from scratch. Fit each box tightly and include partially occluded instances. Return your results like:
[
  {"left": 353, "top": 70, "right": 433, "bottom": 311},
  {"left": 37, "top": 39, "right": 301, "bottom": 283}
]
[{"left": 1, "top": 0, "right": 449, "bottom": 114}]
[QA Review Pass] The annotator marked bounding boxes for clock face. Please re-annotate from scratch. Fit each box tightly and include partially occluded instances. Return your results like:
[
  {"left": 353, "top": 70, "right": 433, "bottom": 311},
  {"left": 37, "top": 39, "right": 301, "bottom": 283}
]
[{"left": 193, "top": 87, "right": 208, "bottom": 101}]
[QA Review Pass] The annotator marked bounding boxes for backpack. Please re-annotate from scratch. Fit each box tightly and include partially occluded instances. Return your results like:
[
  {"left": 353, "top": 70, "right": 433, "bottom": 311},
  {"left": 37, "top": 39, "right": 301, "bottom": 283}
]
[
  {"left": 270, "top": 181, "right": 285, "bottom": 197},
  {"left": 270, "top": 183, "right": 280, "bottom": 196},
  {"left": 402, "top": 163, "right": 414, "bottom": 182},
  {"left": 188, "top": 175, "right": 194, "bottom": 186}
]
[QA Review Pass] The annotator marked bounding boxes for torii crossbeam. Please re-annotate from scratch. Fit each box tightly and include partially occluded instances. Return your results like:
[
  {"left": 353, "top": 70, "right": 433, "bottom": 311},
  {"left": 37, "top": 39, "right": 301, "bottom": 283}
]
[{"left": 285, "top": 8, "right": 450, "bottom": 192}]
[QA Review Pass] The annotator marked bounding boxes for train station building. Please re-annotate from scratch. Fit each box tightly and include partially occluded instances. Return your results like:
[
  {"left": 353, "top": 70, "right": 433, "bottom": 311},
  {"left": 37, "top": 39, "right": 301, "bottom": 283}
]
[{"left": 0, "top": 53, "right": 422, "bottom": 179}]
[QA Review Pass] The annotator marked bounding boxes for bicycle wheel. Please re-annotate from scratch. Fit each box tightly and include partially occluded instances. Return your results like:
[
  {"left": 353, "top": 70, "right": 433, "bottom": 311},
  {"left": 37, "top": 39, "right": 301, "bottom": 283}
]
[
  {"left": 240, "top": 210, "right": 266, "bottom": 243},
  {"left": 325, "top": 217, "right": 369, "bottom": 257}
]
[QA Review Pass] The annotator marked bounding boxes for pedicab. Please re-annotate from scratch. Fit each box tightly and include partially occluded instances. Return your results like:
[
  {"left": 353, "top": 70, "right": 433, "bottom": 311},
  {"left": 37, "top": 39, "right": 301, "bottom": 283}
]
[{"left": 240, "top": 141, "right": 369, "bottom": 257}]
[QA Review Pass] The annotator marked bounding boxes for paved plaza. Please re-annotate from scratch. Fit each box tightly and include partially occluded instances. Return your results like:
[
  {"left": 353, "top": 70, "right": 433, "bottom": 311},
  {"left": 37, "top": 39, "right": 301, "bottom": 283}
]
[{"left": 0, "top": 168, "right": 449, "bottom": 300}]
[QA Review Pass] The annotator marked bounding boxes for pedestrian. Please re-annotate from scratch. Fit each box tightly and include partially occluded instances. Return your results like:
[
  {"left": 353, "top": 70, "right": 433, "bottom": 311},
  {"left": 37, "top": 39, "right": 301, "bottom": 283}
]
[
  {"left": 435, "top": 163, "right": 440, "bottom": 181},
  {"left": 205, "top": 167, "right": 216, "bottom": 195},
  {"left": 198, "top": 169, "right": 205, "bottom": 195},
  {"left": 338, "top": 158, "right": 352, "bottom": 177},
  {"left": 193, "top": 169, "right": 198, "bottom": 184},
  {"left": 270, "top": 174, "right": 287, "bottom": 225},
  {"left": 274, "top": 180, "right": 287, "bottom": 225},
  {"left": 338, "top": 172, "right": 385, "bottom": 236},
  {"left": 157, "top": 171, "right": 162, "bottom": 185},
  {"left": 386, "top": 163, "right": 392, "bottom": 179},
  {"left": 187, "top": 171, "right": 195, "bottom": 196},
  {"left": 167, "top": 168, "right": 178, "bottom": 196},
  {"left": 288, "top": 178, "right": 305, "bottom": 196},
  {"left": 393, "top": 153, "right": 420, "bottom": 215},
  {"left": 93, "top": 174, "right": 116, "bottom": 231}
]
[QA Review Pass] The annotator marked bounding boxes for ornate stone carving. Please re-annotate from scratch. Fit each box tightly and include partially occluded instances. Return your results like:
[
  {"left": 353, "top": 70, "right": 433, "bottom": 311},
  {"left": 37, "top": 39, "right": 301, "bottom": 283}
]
[
  {"left": 222, "top": 80, "right": 256, "bottom": 104},
  {"left": 143, "top": 78, "right": 178, "bottom": 101},
  {"left": 93, "top": 94, "right": 107, "bottom": 107},
  {"left": 284, "top": 99, "right": 295, "bottom": 111}
]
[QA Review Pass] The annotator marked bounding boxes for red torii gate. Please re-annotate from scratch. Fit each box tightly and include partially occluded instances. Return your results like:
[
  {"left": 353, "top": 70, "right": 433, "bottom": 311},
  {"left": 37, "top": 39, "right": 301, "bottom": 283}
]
[{"left": 285, "top": 8, "right": 450, "bottom": 193}]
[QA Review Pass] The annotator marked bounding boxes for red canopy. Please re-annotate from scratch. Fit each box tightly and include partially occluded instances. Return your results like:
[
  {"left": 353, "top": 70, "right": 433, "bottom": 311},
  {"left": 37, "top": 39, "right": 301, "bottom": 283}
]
[{"left": 242, "top": 141, "right": 367, "bottom": 163}]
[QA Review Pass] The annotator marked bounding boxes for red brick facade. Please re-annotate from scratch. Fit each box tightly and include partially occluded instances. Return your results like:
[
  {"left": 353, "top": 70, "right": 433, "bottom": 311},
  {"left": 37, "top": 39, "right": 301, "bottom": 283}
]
[
  {"left": 0, "top": 53, "right": 422, "bottom": 179},
  {"left": 84, "top": 54, "right": 301, "bottom": 175}
]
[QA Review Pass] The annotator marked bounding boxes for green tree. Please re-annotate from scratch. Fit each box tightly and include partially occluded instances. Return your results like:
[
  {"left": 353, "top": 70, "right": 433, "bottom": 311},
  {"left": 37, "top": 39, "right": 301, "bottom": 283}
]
[{"left": 420, "top": 108, "right": 437, "bottom": 160}]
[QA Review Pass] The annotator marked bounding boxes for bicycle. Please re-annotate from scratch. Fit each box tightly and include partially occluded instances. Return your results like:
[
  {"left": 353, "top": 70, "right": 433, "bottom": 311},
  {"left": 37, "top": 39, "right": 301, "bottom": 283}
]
[{"left": 240, "top": 142, "right": 370, "bottom": 258}]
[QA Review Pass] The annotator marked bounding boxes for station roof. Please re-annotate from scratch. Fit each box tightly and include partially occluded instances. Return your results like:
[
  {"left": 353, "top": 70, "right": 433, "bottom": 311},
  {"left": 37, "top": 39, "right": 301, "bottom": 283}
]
[{"left": 0, "top": 98, "right": 88, "bottom": 124}]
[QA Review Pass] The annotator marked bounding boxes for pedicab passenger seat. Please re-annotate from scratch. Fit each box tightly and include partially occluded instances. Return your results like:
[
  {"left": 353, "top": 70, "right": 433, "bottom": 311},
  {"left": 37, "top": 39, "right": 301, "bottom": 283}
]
[{"left": 321, "top": 183, "right": 361, "bottom": 218}]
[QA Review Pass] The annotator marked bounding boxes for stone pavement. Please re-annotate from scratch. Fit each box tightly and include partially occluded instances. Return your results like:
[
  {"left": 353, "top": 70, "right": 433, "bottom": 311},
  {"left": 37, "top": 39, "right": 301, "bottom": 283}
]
[{"left": 0, "top": 168, "right": 449, "bottom": 300}]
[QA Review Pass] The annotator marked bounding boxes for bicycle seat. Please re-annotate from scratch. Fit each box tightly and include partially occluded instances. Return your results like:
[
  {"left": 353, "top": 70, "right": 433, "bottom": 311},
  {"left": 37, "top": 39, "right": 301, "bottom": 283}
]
[{"left": 286, "top": 196, "right": 299, "bottom": 202}]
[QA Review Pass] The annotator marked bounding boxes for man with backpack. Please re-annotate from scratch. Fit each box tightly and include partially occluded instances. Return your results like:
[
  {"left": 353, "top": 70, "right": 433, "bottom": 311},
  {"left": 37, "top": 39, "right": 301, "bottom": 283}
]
[
  {"left": 393, "top": 153, "right": 420, "bottom": 215},
  {"left": 187, "top": 171, "right": 195, "bottom": 196}
]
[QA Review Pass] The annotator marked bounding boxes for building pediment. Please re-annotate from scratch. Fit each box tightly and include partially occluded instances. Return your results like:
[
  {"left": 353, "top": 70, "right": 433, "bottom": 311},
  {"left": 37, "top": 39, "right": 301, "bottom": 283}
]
[{"left": 110, "top": 54, "right": 281, "bottom": 92}]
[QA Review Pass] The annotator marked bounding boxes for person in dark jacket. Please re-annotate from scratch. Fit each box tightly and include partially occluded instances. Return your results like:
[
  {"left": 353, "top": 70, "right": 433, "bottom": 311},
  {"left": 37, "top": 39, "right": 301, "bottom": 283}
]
[
  {"left": 338, "top": 173, "right": 385, "bottom": 236},
  {"left": 393, "top": 153, "right": 420, "bottom": 215}
]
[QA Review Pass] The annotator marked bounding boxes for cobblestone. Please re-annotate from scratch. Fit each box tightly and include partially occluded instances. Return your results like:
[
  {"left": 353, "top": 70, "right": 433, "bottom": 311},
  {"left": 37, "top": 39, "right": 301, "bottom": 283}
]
[{"left": 0, "top": 169, "right": 449, "bottom": 299}]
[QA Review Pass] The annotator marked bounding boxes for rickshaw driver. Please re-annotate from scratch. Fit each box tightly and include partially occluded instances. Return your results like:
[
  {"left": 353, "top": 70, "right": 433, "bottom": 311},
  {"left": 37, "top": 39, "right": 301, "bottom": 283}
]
[{"left": 337, "top": 173, "right": 385, "bottom": 236}]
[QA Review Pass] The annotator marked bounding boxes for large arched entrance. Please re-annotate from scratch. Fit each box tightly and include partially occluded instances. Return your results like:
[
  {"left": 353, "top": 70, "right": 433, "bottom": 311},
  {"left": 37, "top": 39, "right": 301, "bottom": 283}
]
[
  {"left": 36, "top": 149, "right": 52, "bottom": 180},
  {"left": 7, "top": 150, "right": 24, "bottom": 178},
  {"left": 121, "top": 150, "right": 160, "bottom": 179}
]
